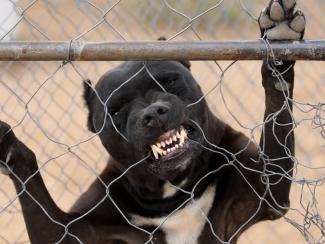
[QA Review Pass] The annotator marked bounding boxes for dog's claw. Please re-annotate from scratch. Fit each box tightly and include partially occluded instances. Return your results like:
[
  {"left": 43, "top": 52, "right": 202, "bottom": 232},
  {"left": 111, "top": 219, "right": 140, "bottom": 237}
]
[
  {"left": 0, "top": 149, "right": 12, "bottom": 175},
  {"left": 0, "top": 122, "right": 15, "bottom": 175},
  {"left": 0, "top": 162, "right": 12, "bottom": 175}
]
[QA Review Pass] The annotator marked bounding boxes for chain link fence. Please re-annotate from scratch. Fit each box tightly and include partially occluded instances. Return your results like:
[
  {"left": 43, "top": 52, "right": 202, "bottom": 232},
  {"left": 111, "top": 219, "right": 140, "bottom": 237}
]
[{"left": 0, "top": 0, "right": 324, "bottom": 243}]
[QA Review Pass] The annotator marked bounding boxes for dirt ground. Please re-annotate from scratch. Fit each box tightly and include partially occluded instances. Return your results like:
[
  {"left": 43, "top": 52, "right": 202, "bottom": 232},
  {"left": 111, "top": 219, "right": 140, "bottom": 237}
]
[{"left": 0, "top": 0, "right": 324, "bottom": 243}]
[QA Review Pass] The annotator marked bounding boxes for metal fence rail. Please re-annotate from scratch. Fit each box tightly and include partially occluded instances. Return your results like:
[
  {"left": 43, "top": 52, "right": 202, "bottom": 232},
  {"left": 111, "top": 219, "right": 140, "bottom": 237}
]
[{"left": 1, "top": 40, "right": 325, "bottom": 61}]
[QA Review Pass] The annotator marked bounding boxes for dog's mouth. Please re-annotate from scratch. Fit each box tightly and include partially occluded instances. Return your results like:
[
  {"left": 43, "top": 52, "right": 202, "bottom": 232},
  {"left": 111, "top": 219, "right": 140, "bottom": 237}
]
[{"left": 149, "top": 126, "right": 189, "bottom": 161}]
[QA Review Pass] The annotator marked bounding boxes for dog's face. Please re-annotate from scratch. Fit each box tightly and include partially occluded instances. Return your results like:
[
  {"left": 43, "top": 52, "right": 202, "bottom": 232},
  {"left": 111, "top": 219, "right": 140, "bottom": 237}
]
[{"left": 84, "top": 61, "right": 213, "bottom": 186}]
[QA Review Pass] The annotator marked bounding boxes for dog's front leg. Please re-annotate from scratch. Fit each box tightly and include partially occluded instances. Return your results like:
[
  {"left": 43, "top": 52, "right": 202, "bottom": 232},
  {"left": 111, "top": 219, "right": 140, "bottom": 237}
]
[
  {"left": 258, "top": 0, "right": 305, "bottom": 218},
  {"left": 0, "top": 121, "right": 79, "bottom": 243}
]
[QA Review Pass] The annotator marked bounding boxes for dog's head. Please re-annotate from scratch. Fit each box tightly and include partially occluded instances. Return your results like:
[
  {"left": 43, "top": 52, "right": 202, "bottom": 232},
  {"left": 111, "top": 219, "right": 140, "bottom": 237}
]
[{"left": 84, "top": 60, "right": 225, "bottom": 187}]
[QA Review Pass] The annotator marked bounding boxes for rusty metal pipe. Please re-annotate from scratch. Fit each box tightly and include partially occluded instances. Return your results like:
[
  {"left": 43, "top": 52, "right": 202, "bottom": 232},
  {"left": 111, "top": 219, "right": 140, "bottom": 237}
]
[{"left": 0, "top": 40, "right": 324, "bottom": 61}]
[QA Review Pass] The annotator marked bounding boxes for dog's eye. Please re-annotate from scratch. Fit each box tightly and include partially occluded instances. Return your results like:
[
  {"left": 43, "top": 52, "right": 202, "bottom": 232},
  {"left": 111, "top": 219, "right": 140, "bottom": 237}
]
[
  {"left": 112, "top": 111, "right": 119, "bottom": 116},
  {"left": 166, "top": 78, "right": 176, "bottom": 86},
  {"left": 109, "top": 109, "right": 120, "bottom": 117}
]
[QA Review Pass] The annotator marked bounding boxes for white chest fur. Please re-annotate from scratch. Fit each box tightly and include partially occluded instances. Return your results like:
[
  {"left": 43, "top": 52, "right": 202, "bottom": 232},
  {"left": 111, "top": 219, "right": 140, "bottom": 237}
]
[{"left": 131, "top": 185, "right": 216, "bottom": 244}]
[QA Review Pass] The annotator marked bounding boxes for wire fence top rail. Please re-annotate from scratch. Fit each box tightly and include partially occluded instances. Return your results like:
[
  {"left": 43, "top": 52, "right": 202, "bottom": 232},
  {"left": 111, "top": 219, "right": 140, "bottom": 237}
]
[{"left": 0, "top": 40, "right": 325, "bottom": 61}]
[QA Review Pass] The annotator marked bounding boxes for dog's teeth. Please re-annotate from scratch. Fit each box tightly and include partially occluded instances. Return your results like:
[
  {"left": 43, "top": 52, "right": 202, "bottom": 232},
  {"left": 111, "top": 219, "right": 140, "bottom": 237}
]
[
  {"left": 171, "top": 147, "right": 175, "bottom": 151},
  {"left": 169, "top": 138, "right": 173, "bottom": 144},
  {"left": 180, "top": 129, "right": 186, "bottom": 144},
  {"left": 176, "top": 131, "right": 181, "bottom": 138},
  {"left": 161, "top": 141, "right": 165, "bottom": 148},
  {"left": 153, "top": 145, "right": 163, "bottom": 154},
  {"left": 162, "top": 151, "right": 167, "bottom": 156},
  {"left": 183, "top": 129, "right": 188, "bottom": 138},
  {"left": 151, "top": 145, "right": 159, "bottom": 159},
  {"left": 151, "top": 145, "right": 164, "bottom": 159},
  {"left": 175, "top": 144, "right": 179, "bottom": 149},
  {"left": 179, "top": 131, "right": 183, "bottom": 143},
  {"left": 167, "top": 148, "right": 171, "bottom": 153},
  {"left": 173, "top": 135, "right": 177, "bottom": 142},
  {"left": 157, "top": 142, "right": 162, "bottom": 148},
  {"left": 152, "top": 149, "right": 159, "bottom": 159}
]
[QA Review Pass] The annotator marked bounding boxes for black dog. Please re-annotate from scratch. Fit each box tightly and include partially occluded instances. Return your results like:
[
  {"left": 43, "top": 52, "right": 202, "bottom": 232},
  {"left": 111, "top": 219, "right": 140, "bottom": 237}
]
[{"left": 0, "top": 1, "right": 305, "bottom": 243}]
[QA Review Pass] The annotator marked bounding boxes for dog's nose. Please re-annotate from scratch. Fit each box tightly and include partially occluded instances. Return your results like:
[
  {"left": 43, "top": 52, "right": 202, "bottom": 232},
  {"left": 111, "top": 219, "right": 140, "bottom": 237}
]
[{"left": 142, "top": 102, "right": 170, "bottom": 128}]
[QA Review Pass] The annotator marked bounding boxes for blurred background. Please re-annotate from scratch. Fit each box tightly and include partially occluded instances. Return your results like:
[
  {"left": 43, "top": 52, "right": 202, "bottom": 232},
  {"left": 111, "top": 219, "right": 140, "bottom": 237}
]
[{"left": 0, "top": 0, "right": 324, "bottom": 243}]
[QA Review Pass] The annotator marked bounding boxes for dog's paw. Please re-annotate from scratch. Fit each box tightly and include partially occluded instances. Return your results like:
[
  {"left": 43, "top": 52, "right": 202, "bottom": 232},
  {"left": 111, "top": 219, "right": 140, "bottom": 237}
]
[
  {"left": 0, "top": 122, "right": 16, "bottom": 175},
  {"left": 259, "top": 0, "right": 305, "bottom": 40},
  {"left": 0, "top": 121, "right": 37, "bottom": 177}
]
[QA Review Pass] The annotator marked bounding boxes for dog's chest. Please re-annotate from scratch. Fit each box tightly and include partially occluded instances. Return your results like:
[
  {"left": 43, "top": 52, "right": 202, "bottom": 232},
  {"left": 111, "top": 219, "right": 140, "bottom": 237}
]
[{"left": 131, "top": 185, "right": 216, "bottom": 244}]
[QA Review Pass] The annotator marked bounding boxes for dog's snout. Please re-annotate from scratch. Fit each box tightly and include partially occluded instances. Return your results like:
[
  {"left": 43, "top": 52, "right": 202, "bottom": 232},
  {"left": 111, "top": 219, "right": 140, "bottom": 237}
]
[{"left": 142, "top": 102, "right": 170, "bottom": 128}]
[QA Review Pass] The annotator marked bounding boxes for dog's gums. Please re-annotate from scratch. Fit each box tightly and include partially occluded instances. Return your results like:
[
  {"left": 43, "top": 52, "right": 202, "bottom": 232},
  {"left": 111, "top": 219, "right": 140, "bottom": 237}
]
[{"left": 150, "top": 126, "right": 188, "bottom": 160}]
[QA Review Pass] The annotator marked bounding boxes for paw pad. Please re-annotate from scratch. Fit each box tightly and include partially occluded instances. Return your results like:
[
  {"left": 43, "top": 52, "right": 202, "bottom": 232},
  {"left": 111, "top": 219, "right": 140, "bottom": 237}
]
[
  {"left": 259, "top": 0, "right": 305, "bottom": 40},
  {"left": 270, "top": 1, "right": 285, "bottom": 22}
]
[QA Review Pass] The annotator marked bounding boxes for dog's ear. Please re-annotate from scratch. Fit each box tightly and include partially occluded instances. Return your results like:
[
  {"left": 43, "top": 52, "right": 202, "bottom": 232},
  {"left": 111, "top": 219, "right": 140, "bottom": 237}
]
[
  {"left": 178, "top": 60, "right": 191, "bottom": 70},
  {"left": 157, "top": 36, "right": 191, "bottom": 70},
  {"left": 83, "top": 79, "right": 96, "bottom": 133}
]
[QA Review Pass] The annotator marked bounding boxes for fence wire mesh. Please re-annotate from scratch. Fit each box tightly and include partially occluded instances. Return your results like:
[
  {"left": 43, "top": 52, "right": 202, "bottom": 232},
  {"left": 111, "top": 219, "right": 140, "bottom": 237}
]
[{"left": 0, "top": 0, "right": 324, "bottom": 243}]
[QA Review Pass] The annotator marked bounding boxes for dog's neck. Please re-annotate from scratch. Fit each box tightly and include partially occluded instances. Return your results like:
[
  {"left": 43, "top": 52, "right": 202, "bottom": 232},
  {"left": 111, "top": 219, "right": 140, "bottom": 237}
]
[{"left": 118, "top": 166, "right": 217, "bottom": 218}]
